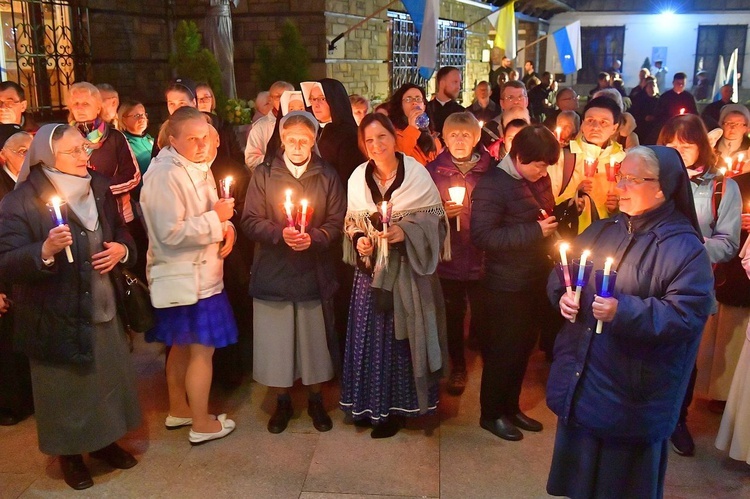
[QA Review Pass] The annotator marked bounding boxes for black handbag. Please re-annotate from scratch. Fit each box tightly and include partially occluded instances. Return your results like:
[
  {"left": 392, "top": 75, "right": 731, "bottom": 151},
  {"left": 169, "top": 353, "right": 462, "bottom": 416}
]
[{"left": 121, "top": 268, "right": 155, "bottom": 333}]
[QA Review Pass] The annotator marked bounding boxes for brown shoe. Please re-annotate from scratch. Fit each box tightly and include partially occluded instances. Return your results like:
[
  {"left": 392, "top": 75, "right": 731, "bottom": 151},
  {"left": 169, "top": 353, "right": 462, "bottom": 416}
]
[
  {"left": 446, "top": 371, "right": 467, "bottom": 396},
  {"left": 59, "top": 455, "right": 93, "bottom": 490},
  {"left": 90, "top": 442, "right": 138, "bottom": 469}
]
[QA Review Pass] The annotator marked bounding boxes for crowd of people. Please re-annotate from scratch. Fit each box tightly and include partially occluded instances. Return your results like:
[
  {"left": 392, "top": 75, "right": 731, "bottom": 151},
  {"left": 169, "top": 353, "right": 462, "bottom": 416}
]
[{"left": 0, "top": 52, "right": 749, "bottom": 498}]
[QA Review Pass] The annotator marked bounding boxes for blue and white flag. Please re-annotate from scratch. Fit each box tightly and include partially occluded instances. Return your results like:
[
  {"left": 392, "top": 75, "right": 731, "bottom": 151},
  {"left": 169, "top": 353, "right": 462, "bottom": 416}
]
[
  {"left": 402, "top": 0, "right": 440, "bottom": 80},
  {"left": 552, "top": 21, "right": 582, "bottom": 75}
]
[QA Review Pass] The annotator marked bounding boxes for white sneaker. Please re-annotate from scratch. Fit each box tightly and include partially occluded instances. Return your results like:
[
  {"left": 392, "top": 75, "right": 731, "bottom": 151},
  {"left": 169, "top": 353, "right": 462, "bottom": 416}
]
[
  {"left": 188, "top": 414, "right": 236, "bottom": 445},
  {"left": 165, "top": 415, "right": 193, "bottom": 430}
]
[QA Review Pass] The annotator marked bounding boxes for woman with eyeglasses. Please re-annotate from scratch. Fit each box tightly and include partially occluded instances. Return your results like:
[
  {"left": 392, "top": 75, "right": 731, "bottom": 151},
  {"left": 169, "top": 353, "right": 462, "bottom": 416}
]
[
  {"left": 546, "top": 146, "right": 714, "bottom": 499},
  {"left": 657, "top": 114, "right": 742, "bottom": 457},
  {"left": 0, "top": 124, "right": 142, "bottom": 489},
  {"left": 387, "top": 83, "right": 442, "bottom": 166},
  {"left": 119, "top": 100, "right": 153, "bottom": 178}
]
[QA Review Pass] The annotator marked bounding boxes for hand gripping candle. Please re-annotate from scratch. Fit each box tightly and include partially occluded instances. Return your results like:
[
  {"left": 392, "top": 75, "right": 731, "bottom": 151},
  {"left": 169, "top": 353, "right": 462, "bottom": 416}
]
[
  {"left": 596, "top": 257, "right": 614, "bottom": 334},
  {"left": 559, "top": 242, "right": 573, "bottom": 295},
  {"left": 50, "top": 196, "right": 74, "bottom": 263},
  {"left": 572, "top": 249, "right": 590, "bottom": 322}
]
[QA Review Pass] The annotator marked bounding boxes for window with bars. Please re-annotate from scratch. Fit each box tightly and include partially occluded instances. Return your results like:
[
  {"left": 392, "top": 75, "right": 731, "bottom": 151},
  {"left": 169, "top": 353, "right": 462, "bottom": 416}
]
[
  {"left": 695, "top": 25, "right": 747, "bottom": 91},
  {"left": 578, "top": 26, "right": 625, "bottom": 84},
  {"left": 0, "top": 0, "right": 91, "bottom": 117},
  {"left": 387, "top": 11, "right": 466, "bottom": 96}
]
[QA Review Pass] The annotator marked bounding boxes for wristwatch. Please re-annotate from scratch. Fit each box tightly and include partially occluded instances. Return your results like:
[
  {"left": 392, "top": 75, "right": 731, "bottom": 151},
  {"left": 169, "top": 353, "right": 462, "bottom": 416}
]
[{"left": 42, "top": 256, "right": 55, "bottom": 267}]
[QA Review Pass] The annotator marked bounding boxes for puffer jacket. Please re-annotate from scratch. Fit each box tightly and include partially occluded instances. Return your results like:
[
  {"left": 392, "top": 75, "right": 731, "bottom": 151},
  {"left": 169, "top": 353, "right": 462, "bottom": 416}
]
[{"left": 546, "top": 202, "right": 713, "bottom": 443}]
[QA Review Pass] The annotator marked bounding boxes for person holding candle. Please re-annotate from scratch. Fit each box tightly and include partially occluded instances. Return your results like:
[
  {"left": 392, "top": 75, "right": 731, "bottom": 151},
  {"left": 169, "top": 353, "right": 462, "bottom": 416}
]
[
  {"left": 340, "top": 113, "right": 449, "bottom": 438},
  {"left": 471, "top": 124, "right": 561, "bottom": 441},
  {"left": 546, "top": 146, "right": 714, "bottom": 498},
  {"left": 592, "top": 88, "right": 640, "bottom": 150},
  {"left": 426, "top": 112, "right": 492, "bottom": 396},
  {"left": 658, "top": 114, "right": 742, "bottom": 455},
  {"left": 241, "top": 110, "right": 346, "bottom": 434},
  {"left": 554, "top": 110, "right": 579, "bottom": 149},
  {"left": 0, "top": 124, "right": 141, "bottom": 489},
  {"left": 387, "top": 83, "right": 442, "bottom": 166},
  {"left": 141, "top": 107, "right": 239, "bottom": 445},
  {"left": 714, "top": 104, "right": 750, "bottom": 168}
]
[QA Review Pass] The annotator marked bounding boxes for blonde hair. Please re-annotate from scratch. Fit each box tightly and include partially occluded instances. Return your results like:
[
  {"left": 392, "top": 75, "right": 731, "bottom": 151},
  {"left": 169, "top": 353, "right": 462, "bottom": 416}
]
[
  {"left": 444, "top": 111, "right": 480, "bottom": 133},
  {"left": 157, "top": 106, "right": 206, "bottom": 149},
  {"left": 67, "top": 82, "right": 102, "bottom": 105}
]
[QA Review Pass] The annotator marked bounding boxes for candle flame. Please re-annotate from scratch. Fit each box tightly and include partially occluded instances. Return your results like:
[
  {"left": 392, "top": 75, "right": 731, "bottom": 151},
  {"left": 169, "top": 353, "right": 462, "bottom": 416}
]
[
  {"left": 478, "top": 120, "right": 485, "bottom": 128},
  {"left": 582, "top": 249, "right": 591, "bottom": 258},
  {"left": 301, "top": 199, "right": 308, "bottom": 208},
  {"left": 559, "top": 242, "right": 569, "bottom": 252},
  {"left": 225, "top": 176, "right": 233, "bottom": 183},
  {"left": 679, "top": 108, "right": 686, "bottom": 115},
  {"left": 50, "top": 196, "right": 61, "bottom": 207},
  {"left": 720, "top": 167, "right": 727, "bottom": 176},
  {"left": 605, "top": 257, "right": 614, "bottom": 264}
]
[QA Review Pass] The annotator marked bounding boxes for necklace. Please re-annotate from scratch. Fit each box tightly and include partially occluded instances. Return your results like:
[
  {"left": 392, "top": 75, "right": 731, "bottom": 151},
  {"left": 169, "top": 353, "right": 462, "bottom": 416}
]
[{"left": 374, "top": 169, "right": 397, "bottom": 186}]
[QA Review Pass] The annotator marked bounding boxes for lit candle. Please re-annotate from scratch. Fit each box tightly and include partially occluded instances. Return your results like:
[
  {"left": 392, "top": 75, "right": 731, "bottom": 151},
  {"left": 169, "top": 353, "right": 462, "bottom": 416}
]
[
  {"left": 380, "top": 201, "right": 389, "bottom": 260},
  {"left": 555, "top": 126, "right": 562, "bottom": 142},
  {"left": 300, "top": 199, "right": 308, "bottom": 234},
  {"left": 283, "top": 189, "right": 294, "bottom": 227},
  {"left": 572, "top": 249, "right": 590, "bottom": 320},
  {"left": 596, "top": 257, "right": 614, "bottom": 334},
  {"left": 584, "top": 157, "right": 596, "bottom": 177},
  {"left": 559, "top": 242, "right": 573, "bottom": 294},
  {"left": 285, "top": 189, "right": 292, "bottom": 205},
  {"left": 220, "top": 176, "right": 233, "bottom": 199},
  {"left": 448, "top": 186, "right": 466, "bottom": 232},
  {"left": 50, "top": 196, "right": 74, "bottom": 263},
  {"left": 725, "top": 157, "right": 733, "bottom": 170},
  {"left": 478, "top": 120, "right": 485, "bottom": 129},
  {"left": 679, "top": 107, "right": 686, "bottom": 115}
]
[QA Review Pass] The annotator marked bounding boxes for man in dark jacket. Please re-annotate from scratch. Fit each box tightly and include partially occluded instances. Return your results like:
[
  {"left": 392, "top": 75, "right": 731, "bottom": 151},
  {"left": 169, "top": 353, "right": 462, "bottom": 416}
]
[
  {"left": 702, "top": 84, "right": 734, "bottom": 130},
  {"left": 0, "top": 81, "right": 39, "bottom": 135},
  {"left": 654, "top": 72, "right": 699, "bottom": 123},
  {"left": 426, "top": 66, "right": 465, "bottom": 140}
]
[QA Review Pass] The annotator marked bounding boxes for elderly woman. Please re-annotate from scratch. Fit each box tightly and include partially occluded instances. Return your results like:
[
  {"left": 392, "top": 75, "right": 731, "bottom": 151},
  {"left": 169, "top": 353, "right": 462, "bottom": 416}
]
[
  {"left": 141, "top": 107, "right": 238, "bottom": 445},
  {"left": 471, "top": 125, "right": 560, "bottom": 441},
  {"left": 0, "top": 124, "right": 141, "bottom": 489},
  {"left": 67, "top": 83, "right": 140, "bottom": 224},
  {"left": 241, "top": 111, "right": 346, "bottom": 434},
  {"left": 546, "top": 146, "right": 714, "bottom": 498},
  {"left": 658, "top": 114, "right": 742, "bottom": 456},
  {"left": 387, "top": 83, "right": 442, "bottom": 165},
  {"left": 340, "top": 113, "right": 449, "bottom": 438},
  {"left": 118, "top": 99, "right": 154, "bottom": 177}
]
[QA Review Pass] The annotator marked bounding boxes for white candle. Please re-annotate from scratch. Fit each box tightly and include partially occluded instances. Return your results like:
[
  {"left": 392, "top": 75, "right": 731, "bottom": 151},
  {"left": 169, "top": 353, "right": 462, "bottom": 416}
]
[
  {"left": 220, "top": 176, "right": 233, "bottom": 199},
  {"left": 448, "top": 186, "right": 466, "bottom": 232},
  {"left": 572, "top": 249, "right": 590, "bottom": 320},
  {"left": 559, "top": 242, "right": 573, "bottom": 294},
  {"left": 596, "top": 257, "right": 614, "bottom": 334},
  {"left": 285, "top": 189, "right": 292, "bottom": 205},
  {"left": 300, "top": 199, "right": 308, "bottom": 234},
  {"left": 381, "top": 201, "right": 388, "bottom": 236},
  {"left": 50, "top": 196, "right": 74, "bottom": 263}
]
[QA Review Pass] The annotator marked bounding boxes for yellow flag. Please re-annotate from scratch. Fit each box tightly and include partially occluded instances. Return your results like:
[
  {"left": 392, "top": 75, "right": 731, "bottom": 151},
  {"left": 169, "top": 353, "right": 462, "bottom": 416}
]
[{"left": 494, "top": 3, "right": 516, "bottom": 58}]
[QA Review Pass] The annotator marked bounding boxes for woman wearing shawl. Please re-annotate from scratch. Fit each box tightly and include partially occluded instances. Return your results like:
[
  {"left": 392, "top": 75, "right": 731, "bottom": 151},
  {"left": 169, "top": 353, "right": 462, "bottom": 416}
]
[
  {"left": 241, "top": 111, "right": 346, "bottom": 435},
  {"left": 141, "top": 107, "right": 238, "bottom": 445},
  {"left": 387, "top": 83, "right": 442, "bottom": 166},
  {"left": 546, "top": 146, "right": 714, "bottom": 498},
  {"left": 0, "top": 124, "right": 140, "bottom": 489},
  {"left": 339, "top": 113, "right": 449, "bottom": 438},
  {"left": 301, "top": 78, "right": 366, "bottom": 182}
]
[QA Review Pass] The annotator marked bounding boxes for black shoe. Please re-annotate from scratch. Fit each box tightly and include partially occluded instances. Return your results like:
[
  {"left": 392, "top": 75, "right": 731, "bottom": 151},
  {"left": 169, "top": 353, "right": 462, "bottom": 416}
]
[
  {"left": 0, "top": 408, "right": 19, "bottom": 426},
  {"left": 509, "top": 412, "right": 543, "bottom": 432},
  {"left": 267, "top": 398, "right": 293, "bottom": 434},
  {"left": 446, "top": 371, "right": 467, "bottom": 396},
  {"left": 371, "top": 416, "right": 403, "bottom": 439},
  {"left": 90, "top": 442, "right": 138, "bottom": 469},
  {"left": 353, "top": 418, "right": 372, "bottom": 428},
  {"left": 59, "top": 455, "right": 93, "bottom": 490},
  {"left": 480, "top": 416, "right": 523, "bottom": 441},
  {"left": 670, "top": 422, "right": 695, "bottom": 456},
  {"left": 308, "top": 398, "right": 333, "bottom": 432}
]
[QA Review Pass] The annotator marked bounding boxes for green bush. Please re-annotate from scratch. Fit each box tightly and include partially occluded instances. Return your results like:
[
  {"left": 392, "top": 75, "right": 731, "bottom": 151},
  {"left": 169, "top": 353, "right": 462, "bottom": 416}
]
[
  {"left": 256, "top": 20, "right": 310, "bottom": 90},
  {"left": 169, "top": 20, "right": 226, "bottom": 108}
]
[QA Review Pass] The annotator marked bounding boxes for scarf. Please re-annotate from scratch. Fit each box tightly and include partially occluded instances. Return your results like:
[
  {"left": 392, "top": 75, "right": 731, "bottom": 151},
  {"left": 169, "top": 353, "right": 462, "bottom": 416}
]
[
  {"left": 451, "top": 152, "right": 481, "bottom": 172},
  {"left": 72, "top": 118, "right": 107, "bottom": 144},
  {"left": 43, "top": 165, "right": 98, "bottom": 231}
]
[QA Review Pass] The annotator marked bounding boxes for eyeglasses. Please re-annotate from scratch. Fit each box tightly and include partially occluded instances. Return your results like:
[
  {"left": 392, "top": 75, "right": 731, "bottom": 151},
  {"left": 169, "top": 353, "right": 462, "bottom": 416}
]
[
  {"left": 309, "top": 96, "right": 327, "bottom": 104},
  {"left": 502, "top": 94, "right": 526, "bottom": 102},
  {"left": 58, "top": 146, "right": 93, "bottom": 158},
  {"left": 615, "top": 172, "right": 658, "bottom": 185},
  {"left": 402, "top": 96, "right": 424, "bottom": 104},
  {"left": 0, "top": 99, "right": 21, "bottom": 108},
  {"left": 197, "top": 97, "right": 213, "bottom": 103},
  {"left": 5, "top": 147, "right": 27, "bottom": 156},
  {"left": 583, "top": 117, "right": 614, "bottom": 128},
  {"left": 723, "top": 121, "right": 747, "bottom": 129},
  {"left": 125, "top": 112, "right": 148, "bottom": 120}
]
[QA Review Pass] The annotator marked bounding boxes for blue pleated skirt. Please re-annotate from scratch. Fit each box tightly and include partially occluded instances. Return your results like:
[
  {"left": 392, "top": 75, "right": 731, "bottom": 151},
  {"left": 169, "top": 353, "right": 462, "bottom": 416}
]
[{"left": 146, "top": 290, "right": 238, "bottom": 348}]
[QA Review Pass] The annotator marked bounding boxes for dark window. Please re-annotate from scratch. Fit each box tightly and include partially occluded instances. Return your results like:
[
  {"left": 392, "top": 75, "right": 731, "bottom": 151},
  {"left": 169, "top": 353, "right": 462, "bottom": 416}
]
[
  {"left": 388, "top": 11, "right": 466, "bottom": 96},
  {"left": 694, "top": 25, "right": 747, "bottom": 91},
  {"left": 578, "top": 26, "right": 625, "bottom": 84},
  {"left": 1, "top": 0, "right": 91, "bottom": 118}
]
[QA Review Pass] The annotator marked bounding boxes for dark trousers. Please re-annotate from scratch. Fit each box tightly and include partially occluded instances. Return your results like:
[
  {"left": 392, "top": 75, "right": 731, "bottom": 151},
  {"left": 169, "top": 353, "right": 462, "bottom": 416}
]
[
  {"left": 440, "top": 278, "right": 481, "bottom": 373},
  {"left": 479, "top": 286, "right": 542, "bottom": 419},
  {"left": 678, "top": 364, "right": 698, "bottom": 424}
]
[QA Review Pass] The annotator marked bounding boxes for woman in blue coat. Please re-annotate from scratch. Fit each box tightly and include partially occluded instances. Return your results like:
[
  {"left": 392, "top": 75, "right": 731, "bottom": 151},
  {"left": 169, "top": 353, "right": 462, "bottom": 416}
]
[{"left": 546, "top": 146, "right": 714, "bottom": 499}]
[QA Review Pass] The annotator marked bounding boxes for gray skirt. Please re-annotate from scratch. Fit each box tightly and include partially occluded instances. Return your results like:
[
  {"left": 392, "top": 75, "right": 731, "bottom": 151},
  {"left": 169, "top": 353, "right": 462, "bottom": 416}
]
[
  {"left": 253, "top": 299, "right": 334, "bottom": 387},
  {"left": 30, "top": 315, "right": 141, "bottom": 455}
]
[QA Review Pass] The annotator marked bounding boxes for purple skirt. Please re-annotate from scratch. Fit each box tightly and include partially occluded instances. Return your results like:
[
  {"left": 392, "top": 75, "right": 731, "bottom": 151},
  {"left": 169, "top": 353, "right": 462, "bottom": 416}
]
[{"left": 146, "top": 291, "right": 238, "bottom": 348}]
